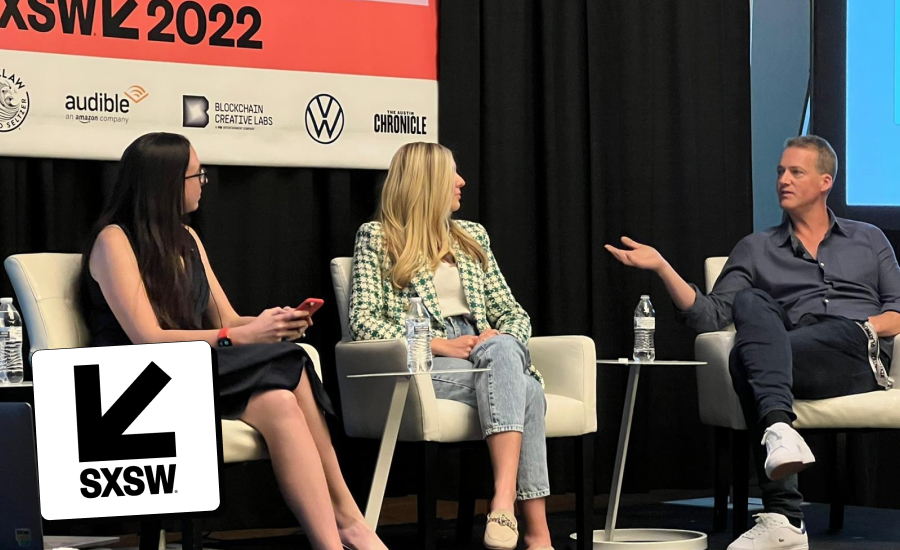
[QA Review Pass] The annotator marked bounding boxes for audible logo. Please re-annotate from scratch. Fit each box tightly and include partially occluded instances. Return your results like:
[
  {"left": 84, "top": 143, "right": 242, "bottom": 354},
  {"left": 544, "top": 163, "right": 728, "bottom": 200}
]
[{"left": 32, "top": 342, "right": 221, "bottom": 521}]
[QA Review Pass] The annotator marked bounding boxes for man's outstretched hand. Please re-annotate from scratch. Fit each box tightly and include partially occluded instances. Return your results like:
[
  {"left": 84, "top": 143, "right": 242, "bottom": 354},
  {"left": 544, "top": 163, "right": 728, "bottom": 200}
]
[{"left": 605, "top": 237, "right": 669, "bottom": 273}]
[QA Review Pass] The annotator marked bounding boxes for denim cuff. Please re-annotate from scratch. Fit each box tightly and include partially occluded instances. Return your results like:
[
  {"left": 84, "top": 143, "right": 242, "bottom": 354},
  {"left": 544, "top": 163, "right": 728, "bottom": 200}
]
[
  {"left": 517, "top": 488, "right": 550, "bottom": 501},
  {"left": 483, "top": 423, "right": 524, "bottom": 437}
]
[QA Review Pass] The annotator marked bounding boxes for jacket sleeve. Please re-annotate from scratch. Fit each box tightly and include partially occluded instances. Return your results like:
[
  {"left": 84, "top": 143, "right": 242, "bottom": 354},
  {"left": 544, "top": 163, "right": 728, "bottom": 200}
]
[
  {"left": 349, "top": 223, "right": 405, "bottom": 340},
  {"left": 475, "top": 224, "right": 532, "bottom": 344}
]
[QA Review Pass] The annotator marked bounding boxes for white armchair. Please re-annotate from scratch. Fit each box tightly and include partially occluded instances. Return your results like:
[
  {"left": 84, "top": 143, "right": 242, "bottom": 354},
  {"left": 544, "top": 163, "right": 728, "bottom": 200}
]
[
  {"left": 4, "top": 253, "right": 325, "bottom": 549},
  {"left": 694, "top": 256, "right": 900, "bottom": 538},
  {"left": 330, "top": 257, "right": 598, "bottom": 550}
]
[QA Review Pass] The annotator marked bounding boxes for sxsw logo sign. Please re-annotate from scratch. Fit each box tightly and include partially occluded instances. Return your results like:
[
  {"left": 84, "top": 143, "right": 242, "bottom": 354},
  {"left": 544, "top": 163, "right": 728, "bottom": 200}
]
[{"left": 32, "top": 342, "right": 221, "bottom": 520}]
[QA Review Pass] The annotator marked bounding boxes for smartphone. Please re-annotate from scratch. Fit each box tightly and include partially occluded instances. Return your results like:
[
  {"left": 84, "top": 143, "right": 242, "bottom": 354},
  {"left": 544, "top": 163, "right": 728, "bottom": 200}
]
[{"left": 296, "top": 298, "right": 325, "bottom": 317}]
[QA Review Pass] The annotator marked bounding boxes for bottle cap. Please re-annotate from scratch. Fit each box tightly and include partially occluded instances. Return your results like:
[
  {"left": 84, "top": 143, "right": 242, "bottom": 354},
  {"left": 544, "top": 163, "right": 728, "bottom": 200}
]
[
  {"left": 640, "top": 294, "right": 650, "bottom": 299},
  {"left": 410, "top": 297, "right": 422, "bottom": 302},
  {"left": 0, "top": 298, "right": 12, "bottom": 304}
]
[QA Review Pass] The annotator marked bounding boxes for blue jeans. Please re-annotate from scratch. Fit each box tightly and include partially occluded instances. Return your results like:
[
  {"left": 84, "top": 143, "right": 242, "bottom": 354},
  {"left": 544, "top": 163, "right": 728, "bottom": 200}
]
[
  {"left": 431, "top": 316, "right": 549, "bottom": 500},
  {"left": 729, "top": 288, "right": 883, "bottom": 520}
]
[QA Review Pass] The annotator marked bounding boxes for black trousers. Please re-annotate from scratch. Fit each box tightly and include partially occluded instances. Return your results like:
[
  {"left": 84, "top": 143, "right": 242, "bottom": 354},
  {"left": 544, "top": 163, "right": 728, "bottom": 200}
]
[{"left": 728, "top": 288, "right": 883, "bottom": 520}]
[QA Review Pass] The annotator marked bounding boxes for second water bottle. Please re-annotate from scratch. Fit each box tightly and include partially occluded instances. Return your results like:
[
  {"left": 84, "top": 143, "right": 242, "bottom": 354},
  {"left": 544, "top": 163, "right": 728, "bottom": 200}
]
[
  {"left": 405, "top": 297, "right": 434, "bottom": 373},
  {"left": 633, "top": 295, "right": 656, "bottom": 362}
]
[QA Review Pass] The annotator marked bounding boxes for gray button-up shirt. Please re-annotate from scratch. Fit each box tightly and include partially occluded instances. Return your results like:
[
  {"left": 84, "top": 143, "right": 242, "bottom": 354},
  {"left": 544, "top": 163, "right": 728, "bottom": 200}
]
[{"left": 679, "top": 212, "right": 900, "bottom": 360}]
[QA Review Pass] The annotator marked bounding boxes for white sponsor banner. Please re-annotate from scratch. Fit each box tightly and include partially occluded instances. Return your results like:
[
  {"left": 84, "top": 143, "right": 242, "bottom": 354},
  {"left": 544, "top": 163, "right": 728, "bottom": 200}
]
[
  {"left": 0, "top": 51, "right": 437, "bottom": 169},
  {"left": 0, "top": 0, "right": 438, "bottom": 168}
]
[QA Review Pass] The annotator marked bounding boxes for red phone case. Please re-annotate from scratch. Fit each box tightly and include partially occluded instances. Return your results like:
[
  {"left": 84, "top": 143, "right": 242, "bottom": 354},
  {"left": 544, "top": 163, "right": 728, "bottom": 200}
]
[{"left": 297, "top": 298, "right": 324, "bottom": 316}]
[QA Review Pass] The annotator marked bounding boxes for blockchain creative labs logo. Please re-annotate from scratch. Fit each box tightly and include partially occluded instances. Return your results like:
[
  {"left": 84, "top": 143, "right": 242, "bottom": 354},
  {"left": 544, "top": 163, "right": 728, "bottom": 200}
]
[
  {"left": 64, "top": 85, "right": 148, "bottom": 125},
  {"left": 31, "top": 341, "right": 222, "bottom": 521},
  {"left": 0, "top": 68, "right": 30, "bottom": 132},
  {"left": 183, "top": 95, "right": 273, "bottom": 131},
  {"left": 305, "top": 94, "right": 344, "bottom": 144},
  {"left": 373, "top": 109, "right": 428, "bottom": 136},
  {"left": 183, "top": 95, "right": 210, "bottom": 128}
]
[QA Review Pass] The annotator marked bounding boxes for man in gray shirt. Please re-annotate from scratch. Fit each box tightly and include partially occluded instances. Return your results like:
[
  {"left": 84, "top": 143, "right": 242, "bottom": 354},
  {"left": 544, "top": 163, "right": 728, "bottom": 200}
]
[{"left": 607, "top": 136, "right": 900, "bottom": 550}]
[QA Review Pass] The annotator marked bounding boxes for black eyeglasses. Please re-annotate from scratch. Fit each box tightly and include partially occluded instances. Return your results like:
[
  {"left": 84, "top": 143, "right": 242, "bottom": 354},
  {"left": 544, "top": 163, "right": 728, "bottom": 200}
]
[{"left": 185, "top": 168, "right": 208, "bottom": 185}]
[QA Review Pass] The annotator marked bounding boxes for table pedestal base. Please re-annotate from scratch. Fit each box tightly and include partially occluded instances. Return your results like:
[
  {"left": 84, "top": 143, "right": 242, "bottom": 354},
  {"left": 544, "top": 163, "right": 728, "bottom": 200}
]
[
  {"left": 570, "top": 528, "right": 708, "bottom": 549},
  {"left": 569, "top": 361, "right": 709, "bottom": 550}
]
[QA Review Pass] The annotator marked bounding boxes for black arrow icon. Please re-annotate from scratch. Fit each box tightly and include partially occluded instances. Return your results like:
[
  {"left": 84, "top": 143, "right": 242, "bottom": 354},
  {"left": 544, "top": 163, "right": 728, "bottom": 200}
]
[{"left": 74, "top": 362, "right": 176, "bottom": 463}]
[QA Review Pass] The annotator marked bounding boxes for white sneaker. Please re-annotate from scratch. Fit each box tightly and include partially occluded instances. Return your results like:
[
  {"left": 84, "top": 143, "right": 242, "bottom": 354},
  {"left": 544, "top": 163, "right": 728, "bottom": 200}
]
[
  {"left": 727, "top": 513, "right": 809, "bottom": 550},
  {"left": 762, "top": 422, "right": 815, "bottom": 481}
]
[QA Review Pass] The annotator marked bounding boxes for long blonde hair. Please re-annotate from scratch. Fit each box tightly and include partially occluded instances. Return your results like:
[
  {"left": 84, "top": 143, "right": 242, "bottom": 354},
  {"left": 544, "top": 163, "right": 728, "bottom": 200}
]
[{"left": 377, "top": 142, "right": 488, "bottom": 289}]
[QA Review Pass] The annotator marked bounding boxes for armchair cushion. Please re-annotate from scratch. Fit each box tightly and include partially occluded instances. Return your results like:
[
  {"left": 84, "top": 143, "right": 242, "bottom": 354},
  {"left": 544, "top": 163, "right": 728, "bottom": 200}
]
[
  {"left": 4, "top": 254, "right": 89, "bottom": 354},
  {"left": 335, "top": 335, "right": 598, "bottom": 441},
  {"left": 695, "top": 256, "right": 900, "bottom": 431},
  {"left": 4, "top": 254, "right": 328, "bottom": 465},
  {"left": 330, "top": 256, "right": 598, "bottom": 443}
]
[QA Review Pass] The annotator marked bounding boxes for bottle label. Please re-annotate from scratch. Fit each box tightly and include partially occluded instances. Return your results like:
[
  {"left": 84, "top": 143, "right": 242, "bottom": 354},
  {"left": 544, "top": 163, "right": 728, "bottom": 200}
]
[
  {"left": 9, "top": 327, "right": 21, "bottom": 340},
  {"left": 635, "top": 318, "right": 656, "bottom": 330}
]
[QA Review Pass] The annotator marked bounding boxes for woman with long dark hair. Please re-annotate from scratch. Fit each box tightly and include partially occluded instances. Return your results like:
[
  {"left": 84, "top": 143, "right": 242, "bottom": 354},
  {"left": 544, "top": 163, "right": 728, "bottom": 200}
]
[{"left": 80, "top": 132, "right": 387, "bottom": 550}]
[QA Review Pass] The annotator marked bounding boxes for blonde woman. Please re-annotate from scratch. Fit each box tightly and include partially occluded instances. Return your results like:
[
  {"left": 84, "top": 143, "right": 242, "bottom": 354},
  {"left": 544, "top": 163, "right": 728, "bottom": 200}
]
[{"left": 349, "top": 142, "right": 553, "bottom": 550}]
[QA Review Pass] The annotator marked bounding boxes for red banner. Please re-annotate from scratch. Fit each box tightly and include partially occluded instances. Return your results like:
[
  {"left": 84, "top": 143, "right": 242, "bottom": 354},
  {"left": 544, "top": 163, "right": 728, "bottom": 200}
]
[{"left": 0, "top": 0, "right": 437, "bottom": 80}]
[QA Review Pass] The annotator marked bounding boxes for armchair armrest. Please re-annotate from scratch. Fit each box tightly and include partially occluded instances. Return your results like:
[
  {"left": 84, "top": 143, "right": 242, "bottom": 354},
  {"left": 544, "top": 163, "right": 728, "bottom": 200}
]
[
  {"left": 296, "top": 343, "right": 322, "bottom": 380},
  {"left": 334, "top": 338, "right": 439, "bottom": 441},
  {"left": 694, "top": 331, "right": 746, "bottom": 430},
  {"left": 528, "top": 335, "right": 597, "bottom": 434}
]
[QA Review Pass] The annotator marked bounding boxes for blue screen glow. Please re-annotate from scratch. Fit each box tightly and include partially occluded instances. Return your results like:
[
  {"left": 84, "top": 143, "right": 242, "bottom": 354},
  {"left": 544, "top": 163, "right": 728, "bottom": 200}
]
[{"left": 845, "top": 0, "right": 900, "bottom": 206}]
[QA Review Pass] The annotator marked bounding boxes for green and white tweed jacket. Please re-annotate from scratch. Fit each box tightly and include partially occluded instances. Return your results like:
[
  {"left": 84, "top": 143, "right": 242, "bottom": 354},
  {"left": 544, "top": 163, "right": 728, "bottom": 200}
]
[{"left": 349, "top": 220, "right": 543, "bottom": 385}]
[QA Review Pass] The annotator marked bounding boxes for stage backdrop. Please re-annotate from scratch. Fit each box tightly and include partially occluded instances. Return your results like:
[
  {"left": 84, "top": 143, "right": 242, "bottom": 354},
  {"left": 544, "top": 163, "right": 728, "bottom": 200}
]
[{"left": 0, "top": 0, "right": 437, "bottom": 168}]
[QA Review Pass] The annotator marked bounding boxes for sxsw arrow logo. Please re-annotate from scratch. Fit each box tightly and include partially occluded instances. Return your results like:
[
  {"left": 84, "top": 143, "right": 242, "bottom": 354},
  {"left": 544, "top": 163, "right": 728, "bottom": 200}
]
[{"left": 74, "top": 362, "right": 176, "bottom": 462}]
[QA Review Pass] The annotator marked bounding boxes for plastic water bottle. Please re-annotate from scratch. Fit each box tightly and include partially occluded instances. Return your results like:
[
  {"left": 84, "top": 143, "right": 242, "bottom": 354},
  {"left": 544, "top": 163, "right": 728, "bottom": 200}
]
[
  {"left": 0, "top": 298, "right": 24, "bottom": 384},
  {"left": 405, "top": 297, "right": 433, "bottom": 373},
  {"left": 633, "top": 295, "right": 656, "bottom": 362}
]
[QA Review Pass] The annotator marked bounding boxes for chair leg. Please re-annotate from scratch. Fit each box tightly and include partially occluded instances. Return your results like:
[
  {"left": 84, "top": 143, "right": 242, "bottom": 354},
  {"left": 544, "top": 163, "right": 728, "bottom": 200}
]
[
  {"left": 181, "top": 517, "right": 202, "bottom": 550},
  {"left": 712, "top": 427, "right": 730, "bottom": 532},
  {"left": 418, "top": 442, "right": 438, "bottom": 550},
  {"left": 829, "top": 431, "right": 847, "bottom": 532},
  {"left": 575, "top": 433, "right": 595, "bottom": 550},
  {"left": 732, "top": 429, "right": 750, "bottom": 541},
  {"left": 456, "top": 447, "right": 477, "bottom": 544},
  {"left": 138, "top": 521, "right": 162, "bottom": 550}
]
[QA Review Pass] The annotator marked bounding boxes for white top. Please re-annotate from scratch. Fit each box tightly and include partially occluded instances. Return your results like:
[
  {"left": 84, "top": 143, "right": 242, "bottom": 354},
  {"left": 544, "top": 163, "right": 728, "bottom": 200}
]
[{"left": 434, "top": 261, "right": 472, "bottom": 318}]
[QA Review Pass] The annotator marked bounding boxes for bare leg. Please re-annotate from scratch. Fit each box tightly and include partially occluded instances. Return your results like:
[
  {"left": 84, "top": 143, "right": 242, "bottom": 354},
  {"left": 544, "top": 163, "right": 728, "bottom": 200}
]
[
  {"left": 520, "top": 497, "right": 552, "bottom": 549},
  {"left": 486, "top": 431, "right": 522, "bottom": 512},
  {"left": 292, "top": 373, "right": 388, "bottom": 550},
  {"left": 240, "top": 390, "right": 343, "bottom": 550}
]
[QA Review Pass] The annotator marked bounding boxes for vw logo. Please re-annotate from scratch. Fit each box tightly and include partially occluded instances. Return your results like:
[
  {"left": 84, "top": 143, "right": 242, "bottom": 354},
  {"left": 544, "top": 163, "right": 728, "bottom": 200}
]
[{"left": 305, "top": 94, "right": 344, "bottom": 145}]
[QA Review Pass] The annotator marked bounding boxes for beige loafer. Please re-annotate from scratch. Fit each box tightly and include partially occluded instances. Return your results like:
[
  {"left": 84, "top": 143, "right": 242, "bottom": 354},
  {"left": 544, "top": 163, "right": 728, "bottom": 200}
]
[{"left": 483, "top": 509, "right": 518, "bottom": 550}]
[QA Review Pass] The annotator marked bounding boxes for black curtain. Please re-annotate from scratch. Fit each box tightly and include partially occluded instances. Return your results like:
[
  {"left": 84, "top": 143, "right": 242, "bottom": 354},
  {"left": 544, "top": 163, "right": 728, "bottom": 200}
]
[
  {"left": 439, "top": 0, "right": 752, "bottom": 496},
  {"left": 1, "top": 0, "right": 784, "bottom": 510}
]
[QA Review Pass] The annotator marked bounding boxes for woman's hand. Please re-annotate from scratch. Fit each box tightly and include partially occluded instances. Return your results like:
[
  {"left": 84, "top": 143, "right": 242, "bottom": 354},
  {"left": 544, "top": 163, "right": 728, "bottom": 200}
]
[
  {"left": 231, "top": 308, "right": 311, "bottom": 344},
  {"left": 475, "top": 329, "right": 500, "bottom": 346},
  {"left": 432, "top": 335, "right": 478, "bottom": 359}
]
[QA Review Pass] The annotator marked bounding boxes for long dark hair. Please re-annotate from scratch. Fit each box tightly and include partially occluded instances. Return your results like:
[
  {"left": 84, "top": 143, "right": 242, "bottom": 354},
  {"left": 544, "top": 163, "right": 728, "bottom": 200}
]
[{"left": 80, "top": 132, "right": 200, "bottom": 330}]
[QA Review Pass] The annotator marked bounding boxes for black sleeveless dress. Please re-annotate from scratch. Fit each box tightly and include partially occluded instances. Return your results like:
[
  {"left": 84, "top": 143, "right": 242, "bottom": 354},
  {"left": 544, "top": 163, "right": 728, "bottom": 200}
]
[{"left": 84, "top": 230, "right": 334, "bottom": 420}]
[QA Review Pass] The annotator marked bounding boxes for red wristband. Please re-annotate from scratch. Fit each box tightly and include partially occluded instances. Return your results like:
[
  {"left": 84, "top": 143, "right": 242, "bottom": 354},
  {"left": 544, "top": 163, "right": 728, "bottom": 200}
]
[{"left": 217, "top": 327, "right": 232, "bottom": 347}]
